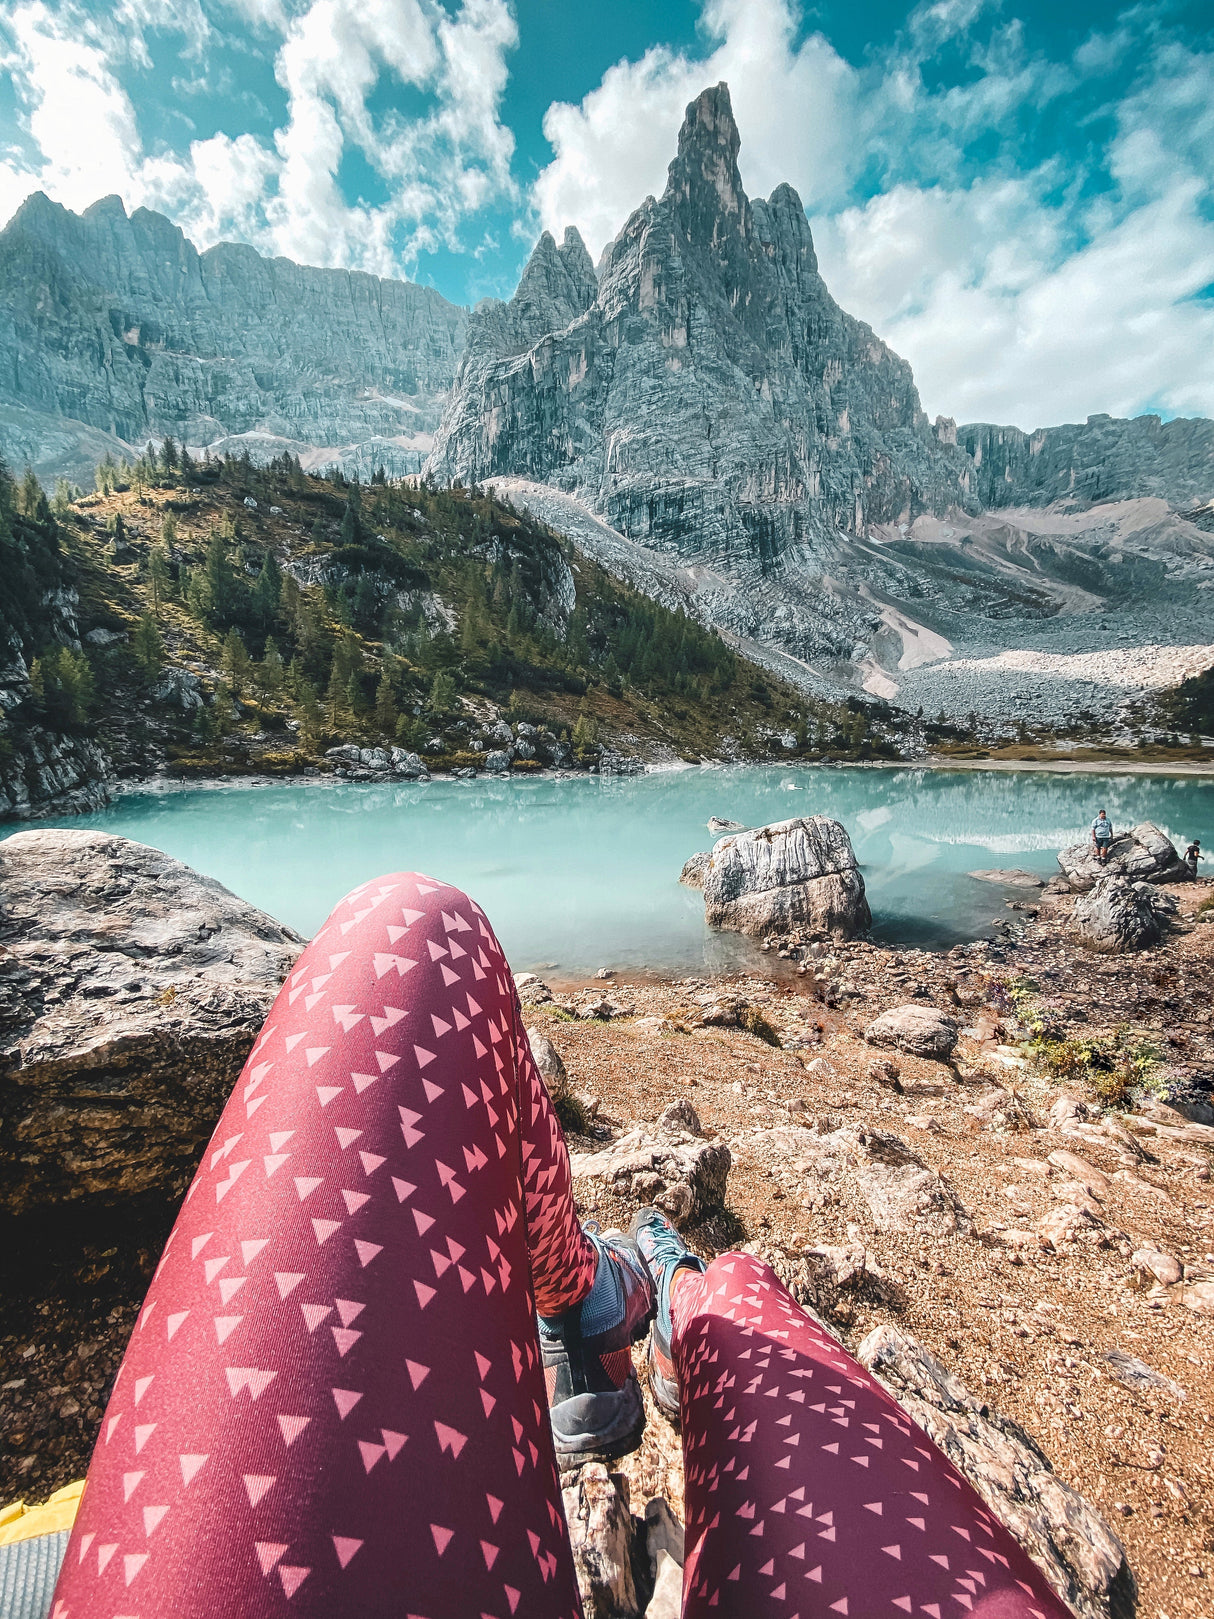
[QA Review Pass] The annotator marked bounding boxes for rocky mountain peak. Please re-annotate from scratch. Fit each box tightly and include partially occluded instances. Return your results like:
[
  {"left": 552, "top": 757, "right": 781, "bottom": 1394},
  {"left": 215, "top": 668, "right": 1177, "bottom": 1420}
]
[{"left": 664, "top": 81, "right": 747, "bottom": 240}]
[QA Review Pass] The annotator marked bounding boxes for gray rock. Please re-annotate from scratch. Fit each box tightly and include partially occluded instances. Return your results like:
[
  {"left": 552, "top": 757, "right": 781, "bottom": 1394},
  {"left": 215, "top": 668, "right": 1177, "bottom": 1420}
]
[
  {"left": 527, "top": 1027, "right": 568, "bottom": 1101},
  {"left": 863, "top": 1004, "right": 959, "bottom": 1060},
  {"left": 0, "top": 191, "right": 466, "bottom": 484},
  {"left": 849, "top": 1127, "right": 970, "bottom": 1237},
  {"left": 484, "top": 749, "right": 512, "bottom": 773},
  {"left": 561, "top": 1463, "right": 638, "bottom": 1618},
  {"left": 968, "top": 868, "right": 1045, "bottom": 888},
  {"left": 1103, "top": 1349, "right": 1185, "bottom": 1401},
  {"left": 1070, "top": 875, "right": 1176, "bottom": 953},
  {"left": 700, "top": 816, "right": 869, "bottom": 940},
  {"left": 706, "top": 816, "right": 745, "bottom": 834},
  {"left": 678, "top": 850, "right": 710, "bottom": 889},
  {"left": 570, "top": 1110, "right": 731, "bottom": 1228},
  {"left": 0, "top": 829, "right": 303, "bottom": 1215},
  {"left": 388, "top": 748, "right": 427, "bottom": 778},
  {"left": 857, "top": 1325, "right": 1135, "bottom": 1619},
  {"left": 358, "top": 746, "right": 390, "bottom": 771},
  {"left": 151, "top": 667, "right": 203, "bottom": 711},
  {"left": 1057, "top": 821, "right": 1184, "bottom": 892},
  {"left": 1128, "top": 1245, "right": 1182, "bottom": 1287}
]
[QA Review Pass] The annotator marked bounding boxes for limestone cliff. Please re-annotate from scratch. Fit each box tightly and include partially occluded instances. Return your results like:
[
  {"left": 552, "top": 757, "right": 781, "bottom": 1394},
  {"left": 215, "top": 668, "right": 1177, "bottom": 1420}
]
[
  {"left": 428, "top": 84, "right": 974, "bottom": 571},
  {"left": 0, "top": 192, "right": 467, "bottom": 484}
]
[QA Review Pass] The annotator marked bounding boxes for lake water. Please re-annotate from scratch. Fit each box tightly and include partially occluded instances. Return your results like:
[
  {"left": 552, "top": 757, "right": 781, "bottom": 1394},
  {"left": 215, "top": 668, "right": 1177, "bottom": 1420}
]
[{"left": 21, "top": 766, "right": 1213, "bottom": 974}]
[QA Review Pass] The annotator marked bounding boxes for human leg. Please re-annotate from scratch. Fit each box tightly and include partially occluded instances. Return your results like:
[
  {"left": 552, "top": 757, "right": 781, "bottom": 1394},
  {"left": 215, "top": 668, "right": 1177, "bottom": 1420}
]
[
  {"left": 52, "top": 873, "right": 598, "bottom": 1619},
  {"left": 642, "top": 1229, "right": 1071, "bottom": 1619}
]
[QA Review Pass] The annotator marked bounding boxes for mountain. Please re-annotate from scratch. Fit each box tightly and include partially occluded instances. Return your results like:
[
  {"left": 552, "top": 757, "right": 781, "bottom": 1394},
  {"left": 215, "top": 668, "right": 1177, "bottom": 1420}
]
[
  {"left": 0, "top": 193, "right": 466, "bottom": 487},
  {"left": 1, "top": 88, "right": 1212, "bottom": 723},
  {"left": 429, "top": 84, "right": 974, "bottom": 559},
  {"left": 426, "top": 84, "right": 1214, "bottom": 710}
]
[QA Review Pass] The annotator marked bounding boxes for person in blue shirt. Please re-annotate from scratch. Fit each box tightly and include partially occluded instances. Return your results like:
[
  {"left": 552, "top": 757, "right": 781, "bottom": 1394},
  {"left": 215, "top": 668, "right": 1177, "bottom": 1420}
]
[{"left": 1091, "top": 809, "right": 1114, "bottom": 864}]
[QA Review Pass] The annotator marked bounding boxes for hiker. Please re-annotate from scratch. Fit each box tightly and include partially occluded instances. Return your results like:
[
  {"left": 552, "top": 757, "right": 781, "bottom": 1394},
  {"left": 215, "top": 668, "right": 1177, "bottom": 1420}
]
[
  {"left": 1185, "top": 838, "right": 1204, "bottom": 880},
  {"left": 1090, "top": 809, "right": 1114, "bottom": 864},
  {"left": 49, "top": 874, "right": 1070, "bottom": 1619}
]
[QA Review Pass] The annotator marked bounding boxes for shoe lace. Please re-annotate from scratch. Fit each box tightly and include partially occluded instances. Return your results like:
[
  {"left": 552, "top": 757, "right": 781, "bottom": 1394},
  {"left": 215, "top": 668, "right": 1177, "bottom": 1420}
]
[{"left": 640, "top": 1218, "right": 687, "bottom": 1276}]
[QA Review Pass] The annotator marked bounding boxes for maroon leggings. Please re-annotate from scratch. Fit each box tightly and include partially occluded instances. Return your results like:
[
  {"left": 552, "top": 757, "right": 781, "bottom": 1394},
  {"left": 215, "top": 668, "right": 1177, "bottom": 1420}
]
[{"left": 52, "top": 875, "right": 1068, "bottom": 1619}]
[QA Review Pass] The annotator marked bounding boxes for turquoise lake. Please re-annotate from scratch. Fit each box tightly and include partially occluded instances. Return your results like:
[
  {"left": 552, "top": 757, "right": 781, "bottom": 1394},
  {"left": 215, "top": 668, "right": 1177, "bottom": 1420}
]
[{"left": 22, "top": 767, "right": 1213, "bottom": 974}]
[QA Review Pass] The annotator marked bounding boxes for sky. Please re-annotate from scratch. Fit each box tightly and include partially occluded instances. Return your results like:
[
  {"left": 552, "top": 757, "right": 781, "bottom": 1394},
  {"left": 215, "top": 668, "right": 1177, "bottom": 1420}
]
[{"left": 1, "top": 0, "right": 1212, "bottom": 431}]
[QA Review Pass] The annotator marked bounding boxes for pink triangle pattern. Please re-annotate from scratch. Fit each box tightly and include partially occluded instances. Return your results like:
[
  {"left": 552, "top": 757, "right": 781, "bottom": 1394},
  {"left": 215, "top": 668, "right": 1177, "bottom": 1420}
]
[
  {"left": 50, "top": 872, "right": 592, "bottom": 1619},
  {"left": 670, "top": 1251, "right": 1073, "bottom": 1619}
]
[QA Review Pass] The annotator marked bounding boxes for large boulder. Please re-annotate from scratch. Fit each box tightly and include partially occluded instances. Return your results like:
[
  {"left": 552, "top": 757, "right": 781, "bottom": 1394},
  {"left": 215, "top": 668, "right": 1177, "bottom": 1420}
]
[
  {"left": 1057, "top": 820, "right": 1184, "bottom": 892},
  {"left": 858, "top": 1326, "right": 1135, "bottom": 1619},
  {"left": 699, "top": 816, "right": 870, "bottom": 940},
  {"left": 0, "top": 829, "right": 304, "bottom": 1215},
  {"left": 1070, "top": 875, "right": 1177, "bottom": 953},
  {"left": 864, "top": 1003, "right": 959, "bottom": 1060}
]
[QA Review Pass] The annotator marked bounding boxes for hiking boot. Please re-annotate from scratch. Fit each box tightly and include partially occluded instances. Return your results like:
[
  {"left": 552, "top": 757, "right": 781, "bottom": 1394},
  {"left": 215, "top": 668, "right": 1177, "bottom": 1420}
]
[
  {"left": 629, "top": 1207, "right": 707, "bottom": 1425},
  {"left": 539, "top": 1227, "right": 655, "bottom": 1464}
]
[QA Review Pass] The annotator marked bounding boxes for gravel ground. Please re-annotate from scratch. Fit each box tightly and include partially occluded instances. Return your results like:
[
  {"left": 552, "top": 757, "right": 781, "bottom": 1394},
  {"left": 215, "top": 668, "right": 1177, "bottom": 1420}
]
[{"left": 532, "top": 885, "right": 1214, "bottom": 1618}]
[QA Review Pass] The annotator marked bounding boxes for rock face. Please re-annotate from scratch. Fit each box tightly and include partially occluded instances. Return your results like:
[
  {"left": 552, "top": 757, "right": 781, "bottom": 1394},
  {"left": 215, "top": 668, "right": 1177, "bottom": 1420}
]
[
  {"left": 858, "top": 1326, "right": 1135, "bottom": 1619},
  {"left": 959, "top": 412, "right": 1214, "bottom": 510},
  {"left": 1057, "top": 821, "right": 1184, "bottom": 892},
  {"left": 427, "top": 84, "right": 975, "bottom": 663},
  {"left": 570, "top": 1101, "right": 731, "bottom": 1227},
  {"left": 699, "top": 816, "right": 870, "bottom": 940},
  {"left": 1070, "top": 876, "right": 1177, "bottom": 953},
  {"left": 864, "top": 1003, "right": 959, "bottom": 1060},
  {"left": 427, "top": 82, "right": 1214, "bottom": 680},
  {"left": 0, "top": 829, "right": 303, "bottom": 1215},
  {"left": 0, "top": 192, "right": 466, "bottom": 484}
]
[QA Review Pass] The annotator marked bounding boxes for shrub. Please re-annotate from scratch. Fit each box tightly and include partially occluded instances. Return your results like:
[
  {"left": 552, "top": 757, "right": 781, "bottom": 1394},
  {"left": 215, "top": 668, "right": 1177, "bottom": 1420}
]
[{"left": 739, "top": 1007, "right": 782, "bottom": 1047}]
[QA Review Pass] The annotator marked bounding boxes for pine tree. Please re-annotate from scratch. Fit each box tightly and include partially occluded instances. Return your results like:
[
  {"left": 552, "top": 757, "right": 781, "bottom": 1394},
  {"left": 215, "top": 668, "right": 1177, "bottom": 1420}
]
[
  {"left": 258, "top": 636, "right": 285, "bottom": 699},
  {"left": 221, "top": 627, "right": 252, "bottom": 697},
  {"left": 252, "top": 550, "right": 282, "bottom": 628},
  {"left": 132, "top": 613, "right": 165, "bottom": 680},
  {"left": 374, "top": 671, "right": 398, "bottom": 737},
  {"left": 147, "top": 543, "right": 171, "bottom": 618}
]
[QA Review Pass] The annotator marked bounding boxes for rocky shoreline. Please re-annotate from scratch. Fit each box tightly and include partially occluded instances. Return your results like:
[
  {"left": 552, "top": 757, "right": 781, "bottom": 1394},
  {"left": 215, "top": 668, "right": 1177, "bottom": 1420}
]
[{"left": 1, "top": 827, "right": 1211, "bottom": 1615}]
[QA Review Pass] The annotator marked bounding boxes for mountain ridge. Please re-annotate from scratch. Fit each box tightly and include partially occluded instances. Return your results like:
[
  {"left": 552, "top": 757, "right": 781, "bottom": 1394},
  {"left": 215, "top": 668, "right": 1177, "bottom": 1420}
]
[{"left": 0, "top": 189, "right": 466, "bottom": 486}]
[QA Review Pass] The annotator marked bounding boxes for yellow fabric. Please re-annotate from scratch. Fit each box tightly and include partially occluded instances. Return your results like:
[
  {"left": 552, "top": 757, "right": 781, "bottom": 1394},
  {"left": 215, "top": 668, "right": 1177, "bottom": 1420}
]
[{"left": 0, "top": 1480, "right": 85, "bottom": 1545}]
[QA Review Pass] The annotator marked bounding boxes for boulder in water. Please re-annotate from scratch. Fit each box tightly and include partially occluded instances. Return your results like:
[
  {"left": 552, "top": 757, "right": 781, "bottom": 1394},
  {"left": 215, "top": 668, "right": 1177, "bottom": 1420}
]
[
  {"left": 679, "top": 850, "right": 710, "bottom": 889},
  {"left": 699, "top": 816, "right": 870, "bottom": 940},
  {"left": 1057, "top": 821, "right": 1184, "bottom": 892},
  {"left": 707, "top": 816, "right": 746, "bottom": 834}
]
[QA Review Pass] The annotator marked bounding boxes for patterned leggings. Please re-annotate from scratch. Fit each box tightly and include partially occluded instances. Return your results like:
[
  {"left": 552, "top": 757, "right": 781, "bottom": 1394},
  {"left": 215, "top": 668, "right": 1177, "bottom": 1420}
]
[{"left": 51, "top": 874, "right": 1068, "bottom": 1619}]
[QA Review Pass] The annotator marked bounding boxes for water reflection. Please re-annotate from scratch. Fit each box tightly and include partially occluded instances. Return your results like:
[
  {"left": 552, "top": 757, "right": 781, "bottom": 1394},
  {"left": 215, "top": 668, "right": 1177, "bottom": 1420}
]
[{"left": 24, "top": 765, "right": 1211, "bottom": 970}]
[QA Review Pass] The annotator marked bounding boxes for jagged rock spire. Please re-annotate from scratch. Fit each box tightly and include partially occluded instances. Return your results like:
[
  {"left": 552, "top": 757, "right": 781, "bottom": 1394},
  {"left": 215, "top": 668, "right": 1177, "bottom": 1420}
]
[{"left": 663, "top": 83, "right": 747, "bottom": 242}]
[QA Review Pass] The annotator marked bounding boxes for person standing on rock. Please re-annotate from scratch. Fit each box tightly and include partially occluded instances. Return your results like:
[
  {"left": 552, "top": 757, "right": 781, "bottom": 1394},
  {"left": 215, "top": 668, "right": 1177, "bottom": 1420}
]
[
  {"left": 49, "top": 873, "right": 1072, "bottom": 1619},
  {"left": 1091, "top": 808, "right": 1114, "bottom": 865},
  {"left": 1184, "top": 838, "right": 1203, "bottom": 880}
]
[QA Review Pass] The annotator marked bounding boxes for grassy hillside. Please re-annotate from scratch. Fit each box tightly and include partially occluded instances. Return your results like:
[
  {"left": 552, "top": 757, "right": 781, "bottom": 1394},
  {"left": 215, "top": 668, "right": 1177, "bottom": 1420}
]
[{"left": 6, "top": 450, "right": 899, "bottom": 787}]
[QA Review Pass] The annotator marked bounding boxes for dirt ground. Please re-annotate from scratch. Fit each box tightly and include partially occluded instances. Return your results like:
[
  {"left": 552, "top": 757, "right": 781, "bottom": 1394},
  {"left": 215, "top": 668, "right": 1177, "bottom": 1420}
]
[
  {"left": 2, "top": 886, "right": 1211, "bottom": 1617},
  {"left": 534, "top": 885, "right": 1214, "bottom": 1619}
]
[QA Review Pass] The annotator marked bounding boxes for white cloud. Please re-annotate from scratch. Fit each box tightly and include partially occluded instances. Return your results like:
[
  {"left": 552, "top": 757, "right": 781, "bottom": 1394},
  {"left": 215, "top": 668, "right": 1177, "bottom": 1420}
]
[
  {"left": 0, "top": 2, "right": 148, "bottom": 213},
  {"left": 0, "top": 0, "right": 519, "bottom": 278},
  {"left": 533, "top": 0, "right": 1214, "bottom": 428},
  {"left": 534, "top": 0, "right": 857, "bottom": 260}
]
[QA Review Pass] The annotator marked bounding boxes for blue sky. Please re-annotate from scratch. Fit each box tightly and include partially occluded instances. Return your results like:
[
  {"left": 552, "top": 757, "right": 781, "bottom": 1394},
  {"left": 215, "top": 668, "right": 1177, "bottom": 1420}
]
[{"left": 1, "top": 0, "right": 1212, "bottom": 429}]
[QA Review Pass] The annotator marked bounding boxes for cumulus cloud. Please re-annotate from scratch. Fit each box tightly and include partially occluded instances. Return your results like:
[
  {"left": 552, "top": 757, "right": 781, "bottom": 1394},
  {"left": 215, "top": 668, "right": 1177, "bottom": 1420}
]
[
  {"left": 0, "top": 0, "right": 519, "bottom": 277},
  {"left": 534, "top": 0, "right": 856, "bottom": 258},
  {"left": 533, "top": 0, "right": 1214, "bottom": 428}
]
